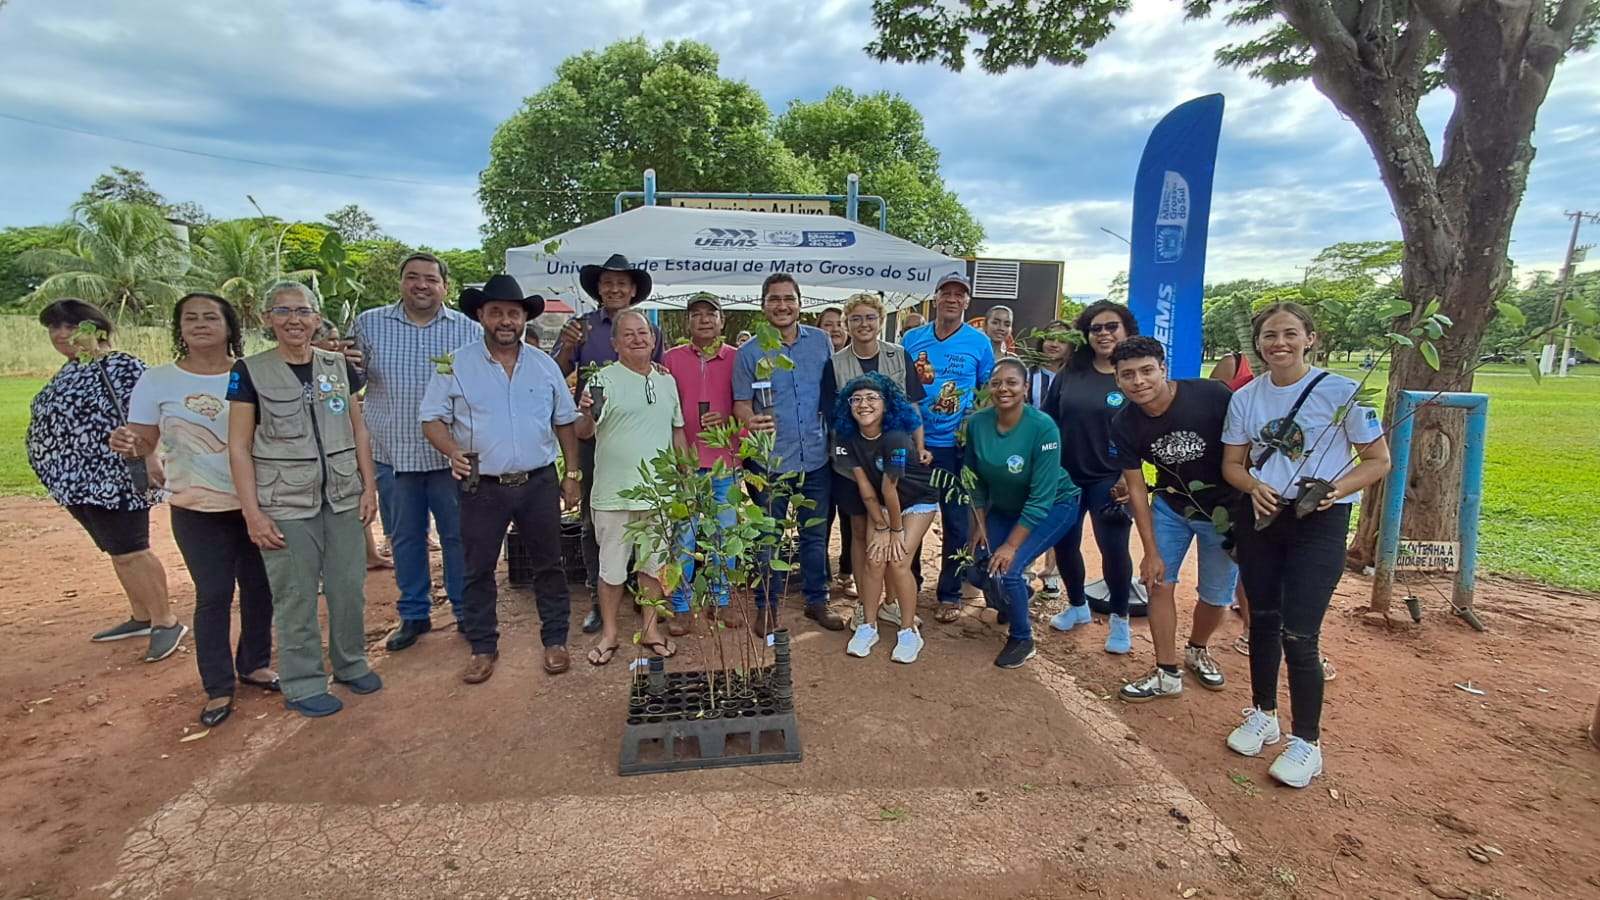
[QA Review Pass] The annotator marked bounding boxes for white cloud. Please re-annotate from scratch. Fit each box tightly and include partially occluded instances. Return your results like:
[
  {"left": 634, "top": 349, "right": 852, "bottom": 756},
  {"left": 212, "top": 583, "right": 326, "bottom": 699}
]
[{"left": 0, "top": 0, "right": 1595, "bottom": 290}]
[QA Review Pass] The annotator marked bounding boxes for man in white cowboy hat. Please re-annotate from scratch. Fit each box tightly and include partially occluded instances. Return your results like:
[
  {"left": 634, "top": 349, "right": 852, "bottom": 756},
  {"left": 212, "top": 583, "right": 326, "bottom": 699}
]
[
  {"left": 420, "top": 275, "right": 582, "bottom": 685},
  {"left": 552, "top": 253, "right": 662, "bottom": 634}
]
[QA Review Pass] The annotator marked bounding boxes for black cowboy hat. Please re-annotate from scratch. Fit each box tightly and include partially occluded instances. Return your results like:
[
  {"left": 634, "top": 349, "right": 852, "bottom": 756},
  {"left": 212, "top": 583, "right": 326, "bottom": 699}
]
[
  {"left": 459, "top": 274, "right": 545, "bottom": 322},
  {"left": 579, "top": 253, "right": 652, "bottom": 305}
]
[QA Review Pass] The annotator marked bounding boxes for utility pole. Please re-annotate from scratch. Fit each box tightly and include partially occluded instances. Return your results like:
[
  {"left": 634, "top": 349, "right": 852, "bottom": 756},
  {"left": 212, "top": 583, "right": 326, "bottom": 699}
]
[{"left": 1544, "top": 210, "right": 1600, "bottom": 376}]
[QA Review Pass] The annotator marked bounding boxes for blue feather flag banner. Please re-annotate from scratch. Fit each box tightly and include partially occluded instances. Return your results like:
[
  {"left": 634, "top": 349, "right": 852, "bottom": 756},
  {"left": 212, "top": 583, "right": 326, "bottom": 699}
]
[{"left": 1126, "top": 94, "right": 1224, "bottom": 378}]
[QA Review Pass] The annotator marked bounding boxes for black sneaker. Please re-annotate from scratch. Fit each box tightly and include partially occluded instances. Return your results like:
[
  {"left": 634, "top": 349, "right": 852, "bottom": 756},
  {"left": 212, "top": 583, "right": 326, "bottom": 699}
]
[
  {"left": 581, "top": 604, "right": 603, "bottom": 634},
  {"left": 994, "top": 637, "right": 1036, "bottom": 669},
  {"left": 144, "top": 623, "right": 189, "bottom": 662},
  {"left": 91, "top": 618, "right": 152, "bottom": 642}
]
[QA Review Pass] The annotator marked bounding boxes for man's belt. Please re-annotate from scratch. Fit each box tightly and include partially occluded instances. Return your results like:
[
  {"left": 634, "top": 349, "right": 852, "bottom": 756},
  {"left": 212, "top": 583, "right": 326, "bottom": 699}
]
[{"left": 482, "top": 470, "right": 532, "bottom": 486}]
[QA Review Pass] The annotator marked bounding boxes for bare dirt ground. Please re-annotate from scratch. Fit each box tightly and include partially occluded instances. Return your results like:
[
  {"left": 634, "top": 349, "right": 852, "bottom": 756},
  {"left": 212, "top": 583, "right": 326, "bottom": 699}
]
[{"left": 1, "top": 495, "right": 1596, "bottom": 900}]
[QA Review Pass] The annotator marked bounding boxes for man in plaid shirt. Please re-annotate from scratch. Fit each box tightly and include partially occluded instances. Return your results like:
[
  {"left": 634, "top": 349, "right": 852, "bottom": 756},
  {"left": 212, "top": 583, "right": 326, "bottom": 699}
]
[{"left": 351, "top": 252, "right": 483, "bottom": 652}]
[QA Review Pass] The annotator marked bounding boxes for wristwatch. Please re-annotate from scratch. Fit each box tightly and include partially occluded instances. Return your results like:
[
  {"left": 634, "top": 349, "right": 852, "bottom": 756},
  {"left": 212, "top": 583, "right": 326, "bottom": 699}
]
[{"left": 564, "top": 471, "right": 583, "bottom": 482}]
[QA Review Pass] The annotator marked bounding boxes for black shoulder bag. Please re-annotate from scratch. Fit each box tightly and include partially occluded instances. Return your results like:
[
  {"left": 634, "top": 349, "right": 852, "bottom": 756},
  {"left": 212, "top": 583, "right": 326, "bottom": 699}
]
[{"left": 93, "top": 357, "right": 151, "bottom": 494}]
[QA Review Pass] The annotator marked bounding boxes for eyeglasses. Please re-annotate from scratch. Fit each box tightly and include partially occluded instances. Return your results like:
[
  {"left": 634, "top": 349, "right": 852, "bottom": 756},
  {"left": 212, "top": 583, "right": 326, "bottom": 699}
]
[
  {"left": 644, "top": 375, "right": 657, "bottom": 405},
  {"left": 268, "top": 306, "right": 318, "bottom": 318},
  {"left": 848, "top": 393, "right": 883, "bottom": 406},
  {"left": 847, "top": 314, "right": 881, "bottom": 325},
  {"left": 1087, "top": 322, "right": 1122, "bottom": 335}
]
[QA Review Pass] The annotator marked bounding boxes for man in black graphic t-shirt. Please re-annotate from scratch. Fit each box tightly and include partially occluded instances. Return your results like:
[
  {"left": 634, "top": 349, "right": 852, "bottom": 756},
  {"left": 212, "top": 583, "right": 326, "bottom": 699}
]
[{"left": 1107, "top": 336, "right": 1239, "bottom": 704}]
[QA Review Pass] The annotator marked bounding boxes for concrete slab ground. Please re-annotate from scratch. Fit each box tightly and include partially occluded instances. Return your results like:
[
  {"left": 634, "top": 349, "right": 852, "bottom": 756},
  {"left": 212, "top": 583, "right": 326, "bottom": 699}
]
[{"left": 99, "top": 594, "right": 1241, "bottom": 899}]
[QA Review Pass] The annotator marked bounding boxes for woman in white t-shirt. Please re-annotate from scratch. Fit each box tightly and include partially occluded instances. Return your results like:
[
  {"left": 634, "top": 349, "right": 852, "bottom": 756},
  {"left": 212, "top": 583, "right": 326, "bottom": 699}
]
[
  {"left": 119, "top": 293, "right": 276, "bottom": 729},
  {"left": 1219, "top": 301, "right": 1390, "bottom": 789}
]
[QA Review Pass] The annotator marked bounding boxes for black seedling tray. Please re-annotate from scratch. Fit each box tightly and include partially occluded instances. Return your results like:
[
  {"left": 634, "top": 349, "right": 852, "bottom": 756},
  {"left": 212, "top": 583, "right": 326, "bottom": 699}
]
[{"left": 618, "top": 669, "right": 802, "bottom": 775}]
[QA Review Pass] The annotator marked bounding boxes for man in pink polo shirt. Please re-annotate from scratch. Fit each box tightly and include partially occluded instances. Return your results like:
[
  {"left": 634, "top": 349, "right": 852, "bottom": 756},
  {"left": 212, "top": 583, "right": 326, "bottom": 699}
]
[{"left": 661, "top": 292, "right": 743, "bottom": 634}]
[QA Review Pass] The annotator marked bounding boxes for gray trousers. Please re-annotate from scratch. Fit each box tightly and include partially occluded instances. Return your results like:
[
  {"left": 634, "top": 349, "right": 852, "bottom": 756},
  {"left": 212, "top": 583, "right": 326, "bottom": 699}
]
[{"left": 261, "top": 503, "right": 372, "bottom": 701}]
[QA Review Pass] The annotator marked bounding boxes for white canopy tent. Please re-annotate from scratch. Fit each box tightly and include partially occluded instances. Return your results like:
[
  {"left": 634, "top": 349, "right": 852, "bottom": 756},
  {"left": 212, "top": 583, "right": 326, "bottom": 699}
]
[{"left": 503, "top": 206, "right": 962, "bottom": 312}]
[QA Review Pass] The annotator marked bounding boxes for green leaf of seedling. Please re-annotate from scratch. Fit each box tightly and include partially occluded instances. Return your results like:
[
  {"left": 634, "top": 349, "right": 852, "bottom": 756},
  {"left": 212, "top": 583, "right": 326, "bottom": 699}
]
[
  {"left": 1386, "top": 332, "right": 1414, "bottom": 347},
  {"left": 774, "top": 354, "right": 795, "bottom": 371},
  {"left": 1186, "top": 480, "right": 1213, "bottom": 492},
  {"left": 1432, "top": 313, "right": 1453, "bottom": 328},
  {"left": 1422, "top": 298, "right": 1441, "bottom": 318},
  {"left": 802, "top": 516, "right": 825, "bottom": 529},
  {"left": 1332, "top": 406, "right": 1349, "bottom": 424},
  {"left": 1495, "top": 301, "right": 1526, "bottom": 327},
  {"left": 1419, "top": 341, "right": 1440, "bottom": 371},
  {"left": 769, "top": 559, "right": 791, "bottom": 572},
  {"left": 1574, "top": 335, "right": 1600, "bottom": 359},
  {"left": 1378, "top": 299, "right": 1413, "bottom": 319},
  {"left": 1211, "top": 506, "right": 1231, "bottom": 534},
  {"left": 1424, "top": 321, "right": 1443, "bottom": 340},
  {"left": 1408, "top": 326, "right": 1424, "bottom": 337},
  {"left": 1354, "top": 387, "right": 1381, "bottom": 403},
  {"left": 1569, "top": 300, "right": 1599, "bottom": 327},
  {"left": 1526, "top": 353, "right": 1542, "bottom": 382}
]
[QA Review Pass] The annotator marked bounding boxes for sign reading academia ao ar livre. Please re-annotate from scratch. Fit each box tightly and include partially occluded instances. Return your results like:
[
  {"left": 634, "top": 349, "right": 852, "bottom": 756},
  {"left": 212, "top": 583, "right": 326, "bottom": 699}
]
[{"left": 670, "top": 197, "right": 831, "bottom": 215}]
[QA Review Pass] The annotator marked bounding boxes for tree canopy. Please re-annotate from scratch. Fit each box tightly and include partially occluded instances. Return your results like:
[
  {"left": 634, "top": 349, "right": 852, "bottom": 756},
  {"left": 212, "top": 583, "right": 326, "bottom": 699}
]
[{"left": 478, "top": 38, "right": 983, "bottom": 263}]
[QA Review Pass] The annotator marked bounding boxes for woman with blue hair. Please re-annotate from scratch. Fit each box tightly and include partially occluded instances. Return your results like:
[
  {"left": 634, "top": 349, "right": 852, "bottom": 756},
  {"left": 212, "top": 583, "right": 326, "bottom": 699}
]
[{"left": 833, "top": 373, "right": 937, "bottom": 663}]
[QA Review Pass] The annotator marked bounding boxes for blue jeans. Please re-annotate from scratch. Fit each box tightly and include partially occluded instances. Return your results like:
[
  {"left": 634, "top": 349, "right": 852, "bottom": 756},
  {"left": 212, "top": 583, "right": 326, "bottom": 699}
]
[
  {"left": 983, "top": 498, "right": 1079, "bottom": 641},
  {"left": 930, "top": 444, "right": 969, "bottom": 606},
  {"left": 1151, "top": 495, "right": 1238, "bottom": 606},
  {"left": 745, "top": 463, "right": 831, "bottom": 610},
  {"left": 1055, "top": 475, "right": 1134, "bottom": 616},
  {"left": 671, "top": 471, "right": 738, "bottom": 613},
  {"left": 377, "top": 463, "right": 466, "bottom": 623}
]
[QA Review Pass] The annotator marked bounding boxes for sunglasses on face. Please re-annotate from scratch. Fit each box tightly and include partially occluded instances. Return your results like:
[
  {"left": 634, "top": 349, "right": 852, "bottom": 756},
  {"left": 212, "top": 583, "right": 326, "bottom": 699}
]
[{"left": 1087, "top": 322, "right": 1122, "bottom": 335}]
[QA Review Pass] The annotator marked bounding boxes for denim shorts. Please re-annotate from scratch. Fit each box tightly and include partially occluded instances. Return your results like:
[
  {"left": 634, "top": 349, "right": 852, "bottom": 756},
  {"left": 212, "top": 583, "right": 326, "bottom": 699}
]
[{"left": 1151, "top": 495, "right": 1238, "bottom": 607}]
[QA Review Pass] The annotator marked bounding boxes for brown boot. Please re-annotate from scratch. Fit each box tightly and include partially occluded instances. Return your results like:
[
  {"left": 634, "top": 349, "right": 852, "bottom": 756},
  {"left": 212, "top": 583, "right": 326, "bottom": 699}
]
[
  {"left": 667, "top": 615, "right": 693, "bottom": 638},
  {"left": 714, "top": 605, "right": 746, "bottom": 629},
  {"left": 462, "top": 653, "right": 498, "bottom": 684},
  {"left": 543, "top": 645, "right": 571, "bottom": 675}
]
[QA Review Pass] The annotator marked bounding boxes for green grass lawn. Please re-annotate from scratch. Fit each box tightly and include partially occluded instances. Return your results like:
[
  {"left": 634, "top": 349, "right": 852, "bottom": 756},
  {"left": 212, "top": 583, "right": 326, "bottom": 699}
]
[
  {"left": 4, "top": 367, "right": 1598, "bottom": 591},
  {"left": 0, "top": 378, "right": 46, "bottom": 498}
]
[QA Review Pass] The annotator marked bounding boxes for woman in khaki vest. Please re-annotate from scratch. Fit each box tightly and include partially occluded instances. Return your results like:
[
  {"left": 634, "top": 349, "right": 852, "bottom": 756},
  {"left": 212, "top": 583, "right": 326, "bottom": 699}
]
[{"left": 227, "top": 281, "right": 380, "bottom": 719}]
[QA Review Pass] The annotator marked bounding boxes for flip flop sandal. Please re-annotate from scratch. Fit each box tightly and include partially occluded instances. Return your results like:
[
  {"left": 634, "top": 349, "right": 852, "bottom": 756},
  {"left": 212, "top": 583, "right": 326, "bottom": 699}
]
[
  {"left": 587, "top": 644, "right": 619, "bottom": 666},
  {"left": 934, "top": 605, "right": 961, "bottom": 624},
  {"left": 1232, "top": 635, "right": 1250, "bottom": 656},
  {"left": 643, "top": 640, "right": 677, "bottom": 659}
]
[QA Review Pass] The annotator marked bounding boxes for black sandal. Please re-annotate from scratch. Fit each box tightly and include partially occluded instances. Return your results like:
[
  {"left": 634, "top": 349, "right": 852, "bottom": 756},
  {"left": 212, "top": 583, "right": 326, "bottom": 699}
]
[
  {"left": 200, "top": 700, "right": 234, "bottom": 727},
  {"left": 239, "top": 675, "right": 281, "bottom": 692}
]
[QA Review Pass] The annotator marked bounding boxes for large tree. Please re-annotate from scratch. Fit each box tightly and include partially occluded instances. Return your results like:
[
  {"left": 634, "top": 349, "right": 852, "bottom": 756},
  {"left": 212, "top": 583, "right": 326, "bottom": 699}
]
[
  {"left": 325, "top": 204, "right": 385, "bottom": 243},
  {"left": 79, "top": 166, "right": 212, "bottom": 226},
  {"left": 20, "top": 201, "right": 188, "bottom": 322},
  {"left": 775, "top": 87, "right": 984, "bottom": 254},
  {"left": 868, "top": 0, "right": 1597, "bottom": 562},
  {"left": 478, "top": 38, "right": 822, "bottom": 264}
]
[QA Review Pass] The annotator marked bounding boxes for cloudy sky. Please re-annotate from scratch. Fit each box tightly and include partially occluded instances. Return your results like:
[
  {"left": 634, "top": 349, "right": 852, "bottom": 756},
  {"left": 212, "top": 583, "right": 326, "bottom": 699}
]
[{"left": 2, "top": 0, "right": 1597, "bottom": 295}]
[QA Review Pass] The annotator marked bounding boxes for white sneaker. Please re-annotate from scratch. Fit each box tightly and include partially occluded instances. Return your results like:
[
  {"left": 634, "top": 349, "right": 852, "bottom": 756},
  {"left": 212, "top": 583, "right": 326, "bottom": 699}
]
[
  {"left": 1040, "top": 575, "right": 1062, "bottom": 598},
  {"left": 1185, "top": 645, "right": 1226, "bottom": 690},
  {"left": 846, "top": 623, "right": 879, "bottom": 657},
  {"left": 1226, "top": 707, "right": 1281, "bottom": 757},
  {"left": 1119, "top": 667, "right": 1182, "bottom": 703},
  {"left": 890, "top": 627, "right": 923, "bottom": 664},
  {"left": 1267, "top": 735, "right": 1324, "bottom": 788}
]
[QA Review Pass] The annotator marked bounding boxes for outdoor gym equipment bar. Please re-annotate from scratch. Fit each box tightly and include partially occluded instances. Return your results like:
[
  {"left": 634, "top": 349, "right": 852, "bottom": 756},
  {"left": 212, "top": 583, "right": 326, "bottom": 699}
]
[
  {"left": 1370, "top": 391, "right": 1489, "bottom": 630},
  {"left": 614, "top": 169, "right": 891, "bottom": 232}
]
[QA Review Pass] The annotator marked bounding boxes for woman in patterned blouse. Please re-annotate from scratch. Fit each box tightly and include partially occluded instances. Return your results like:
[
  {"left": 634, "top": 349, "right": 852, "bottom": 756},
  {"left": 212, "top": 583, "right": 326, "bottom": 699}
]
[{"left": 27, "top": 299, "right": 184, "bottom": 662}]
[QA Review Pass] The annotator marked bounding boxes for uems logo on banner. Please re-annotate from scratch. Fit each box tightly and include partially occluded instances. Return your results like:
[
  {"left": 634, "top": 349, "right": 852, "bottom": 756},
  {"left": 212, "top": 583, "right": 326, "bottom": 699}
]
[
  {"left": 795, "top": 230, "right": 855, "bottom": 249},
  {"left": 695, "top": 228, "right": 760, "bottom": 249}
]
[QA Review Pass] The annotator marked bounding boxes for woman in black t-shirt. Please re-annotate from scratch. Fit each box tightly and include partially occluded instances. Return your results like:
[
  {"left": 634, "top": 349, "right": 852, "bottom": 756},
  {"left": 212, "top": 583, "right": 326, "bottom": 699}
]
[
  {"left": 833, "top": 373, "right": 936, "bottom": 664},
  {"left": 1043, "top": 300, "right": 1139, "bottom": 654}
]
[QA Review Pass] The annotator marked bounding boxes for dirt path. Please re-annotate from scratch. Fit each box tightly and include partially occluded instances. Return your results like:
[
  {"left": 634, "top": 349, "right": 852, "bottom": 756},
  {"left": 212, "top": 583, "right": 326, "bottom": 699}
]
[{"left": 2, "top": 497, "right": 1596, "bottom": 899}]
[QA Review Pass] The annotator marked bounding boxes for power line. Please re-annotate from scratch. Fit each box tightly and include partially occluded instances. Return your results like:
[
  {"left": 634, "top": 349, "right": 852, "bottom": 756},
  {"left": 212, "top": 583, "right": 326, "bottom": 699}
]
[{"left": 0, "top": 110, "right": 623, "bottom": 195}]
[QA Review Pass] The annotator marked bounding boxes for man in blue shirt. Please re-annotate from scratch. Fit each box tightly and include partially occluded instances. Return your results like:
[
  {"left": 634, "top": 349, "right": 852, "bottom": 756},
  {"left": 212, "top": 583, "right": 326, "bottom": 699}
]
[
  {"left": 902, "top": 272, "right": 996, "bottom": 622},
  {"left": 733, "top": 274, "right": 846, "bottom": 635}
]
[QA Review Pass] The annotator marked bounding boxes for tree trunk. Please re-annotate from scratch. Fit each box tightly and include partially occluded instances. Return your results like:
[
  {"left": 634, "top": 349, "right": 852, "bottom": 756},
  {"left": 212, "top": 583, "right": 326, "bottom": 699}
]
[{"left": 1272, "top": 0, "right": 1574, "bottom": 579}]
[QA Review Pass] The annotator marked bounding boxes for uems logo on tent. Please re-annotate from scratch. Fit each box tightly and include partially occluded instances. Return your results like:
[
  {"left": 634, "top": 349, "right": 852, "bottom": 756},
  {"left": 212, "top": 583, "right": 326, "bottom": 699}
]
[{"left": 695, "top": 228, "right": 760, "bottom": 249}]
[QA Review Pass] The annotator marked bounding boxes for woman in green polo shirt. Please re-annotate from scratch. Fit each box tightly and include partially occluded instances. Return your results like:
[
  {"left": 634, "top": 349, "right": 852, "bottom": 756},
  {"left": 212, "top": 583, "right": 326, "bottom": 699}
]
[{"left": 964, "top": 358, "right": 1081, "bottom": 669}]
